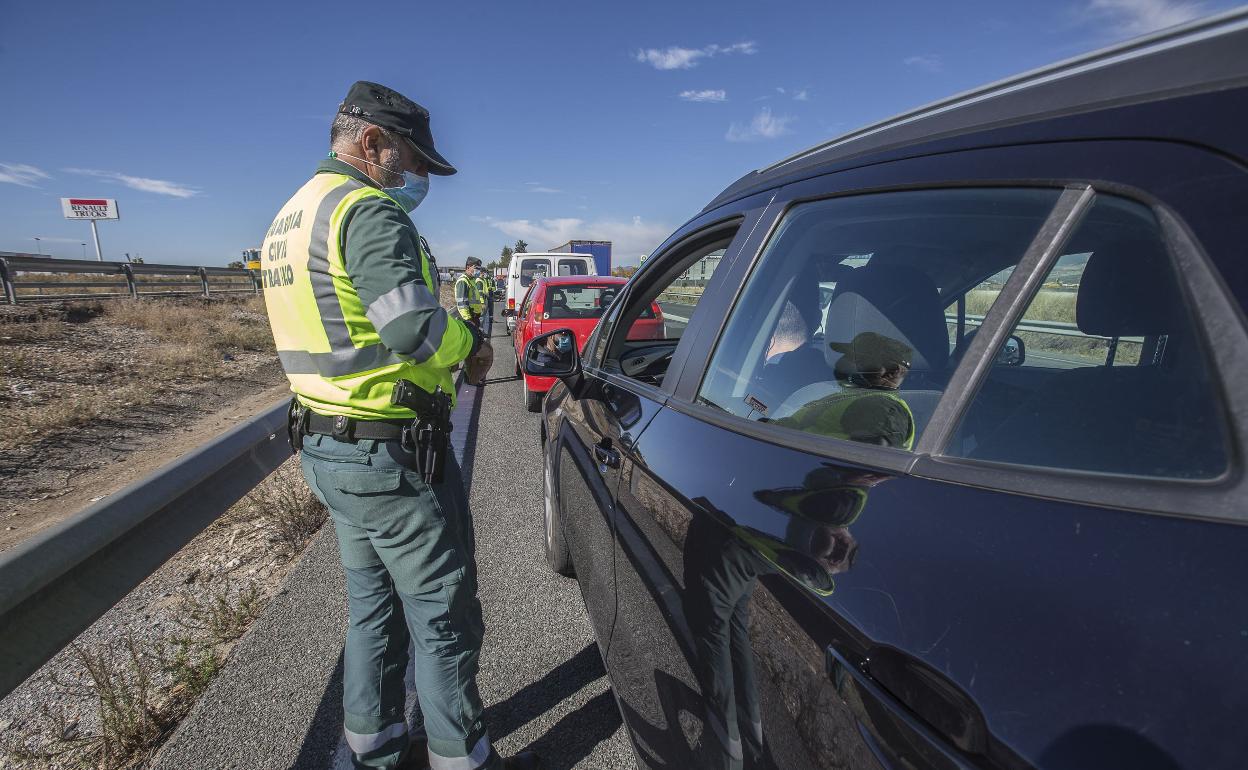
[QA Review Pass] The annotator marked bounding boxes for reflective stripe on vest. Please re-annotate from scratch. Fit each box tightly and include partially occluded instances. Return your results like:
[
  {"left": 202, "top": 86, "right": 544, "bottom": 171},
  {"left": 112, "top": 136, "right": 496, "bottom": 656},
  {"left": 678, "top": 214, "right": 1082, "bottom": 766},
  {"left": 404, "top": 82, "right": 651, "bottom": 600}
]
[{"left": 262, "top": 173, "right": 458, "bottom": 419}]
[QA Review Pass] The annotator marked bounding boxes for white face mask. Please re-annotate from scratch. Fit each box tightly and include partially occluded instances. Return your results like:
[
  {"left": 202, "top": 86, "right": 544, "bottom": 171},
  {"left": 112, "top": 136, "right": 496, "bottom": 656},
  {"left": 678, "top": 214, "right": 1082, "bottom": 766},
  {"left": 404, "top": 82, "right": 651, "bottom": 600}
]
[
  {"left": 383, "top": 171, "right": 429, "bottom": 212},
  {"left": 331, "top": 151, "right": 429, "bottom": 212}
]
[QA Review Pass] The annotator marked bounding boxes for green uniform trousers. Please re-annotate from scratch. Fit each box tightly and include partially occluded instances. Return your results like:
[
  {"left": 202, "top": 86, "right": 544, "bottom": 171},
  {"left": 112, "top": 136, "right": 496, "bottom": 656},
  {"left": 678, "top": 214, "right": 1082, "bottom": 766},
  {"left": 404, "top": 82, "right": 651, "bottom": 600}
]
[{"left": 300, "top": 432, "right": 501, "bottom": 770}]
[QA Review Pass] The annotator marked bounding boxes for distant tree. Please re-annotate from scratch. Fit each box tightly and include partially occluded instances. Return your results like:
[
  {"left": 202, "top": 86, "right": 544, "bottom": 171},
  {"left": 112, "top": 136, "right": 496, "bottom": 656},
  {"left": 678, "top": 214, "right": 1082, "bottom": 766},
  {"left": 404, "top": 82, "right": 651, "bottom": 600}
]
[
  {"left": 500, "top": 245, "right": 513, "bottom": 268},
  {"left": 514, "top": 239, "right": 528, "bottom": 254},
  {"left": 131, "top": 256, "right": 145, "bottom": 264},
  {"left": 227, "top": 260, "right": 245, "bottom": 269}
]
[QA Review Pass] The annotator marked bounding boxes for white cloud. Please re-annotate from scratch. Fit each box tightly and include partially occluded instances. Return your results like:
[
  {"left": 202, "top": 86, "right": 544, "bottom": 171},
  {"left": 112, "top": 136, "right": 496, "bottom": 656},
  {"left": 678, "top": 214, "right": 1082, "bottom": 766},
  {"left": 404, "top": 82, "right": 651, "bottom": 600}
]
[
  {"left": 635, "top": 40, "right": 757, "bottom": 70},
  {"left": 1082, "top": 0, "right": 1208, "bottom": 35},
  {"left": 903, "top": 54, "right": 943, "bottom": 73},
  {"left": 726, "top": 107, "right": 796, "bottom": 142},
  {"left": 480, "top": 215, "right": 672, "bottom": 264},
  {"left": 0, "top": 163, "right": 50, "bottom": 187},
  {"left": 793, "top": 89, "right": 810, "bottom": 102},
  {"left": 524, "top": 182, "right": 563, "bottom": 194},
  {"left": 64, "top": 168, "right": 199, "bottom": 198},
  {"left": 679, "top": 89, "right": 727, "bottom": 102}
]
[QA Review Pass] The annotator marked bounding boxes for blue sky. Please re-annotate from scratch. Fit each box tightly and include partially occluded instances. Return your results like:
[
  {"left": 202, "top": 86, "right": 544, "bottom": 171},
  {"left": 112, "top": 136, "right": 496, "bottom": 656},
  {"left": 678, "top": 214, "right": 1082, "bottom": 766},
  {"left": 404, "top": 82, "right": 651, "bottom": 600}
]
[{"left": 1, "top": 0, "right": 1242, "bottom": 267}]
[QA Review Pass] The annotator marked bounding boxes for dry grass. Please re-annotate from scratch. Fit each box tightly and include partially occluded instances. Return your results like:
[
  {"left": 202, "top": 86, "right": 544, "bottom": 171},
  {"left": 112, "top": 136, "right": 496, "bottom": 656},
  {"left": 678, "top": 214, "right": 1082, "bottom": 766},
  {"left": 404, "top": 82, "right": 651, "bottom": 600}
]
[
  {"left": 101, "top": 296, "right": 272, "bottom": 354},
  {"left": 0, "top": 296, "right": 276, "bottom": 448}
]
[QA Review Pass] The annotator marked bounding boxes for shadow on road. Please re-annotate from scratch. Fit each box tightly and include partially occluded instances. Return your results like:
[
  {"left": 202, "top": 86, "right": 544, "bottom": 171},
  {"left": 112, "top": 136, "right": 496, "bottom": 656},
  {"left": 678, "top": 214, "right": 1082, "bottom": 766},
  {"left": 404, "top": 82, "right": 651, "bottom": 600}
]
[{"left": 483, "top": 643, "right": 623, "bottom": 769}]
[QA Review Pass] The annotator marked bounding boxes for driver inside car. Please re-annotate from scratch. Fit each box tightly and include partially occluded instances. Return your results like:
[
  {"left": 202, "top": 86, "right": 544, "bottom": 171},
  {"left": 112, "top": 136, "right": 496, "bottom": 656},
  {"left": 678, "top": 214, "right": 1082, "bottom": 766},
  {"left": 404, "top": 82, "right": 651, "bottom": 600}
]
[{"left": 774, "top": 332, "right": 915, "bottom": 449}]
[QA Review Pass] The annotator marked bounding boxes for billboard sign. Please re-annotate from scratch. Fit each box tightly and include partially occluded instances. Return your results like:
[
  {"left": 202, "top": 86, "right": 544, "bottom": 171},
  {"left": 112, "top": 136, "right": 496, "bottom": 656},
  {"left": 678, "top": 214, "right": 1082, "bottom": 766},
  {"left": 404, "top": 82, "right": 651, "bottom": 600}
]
[{"left": 61, "top": 198, "right": 120, "bottom": 220}]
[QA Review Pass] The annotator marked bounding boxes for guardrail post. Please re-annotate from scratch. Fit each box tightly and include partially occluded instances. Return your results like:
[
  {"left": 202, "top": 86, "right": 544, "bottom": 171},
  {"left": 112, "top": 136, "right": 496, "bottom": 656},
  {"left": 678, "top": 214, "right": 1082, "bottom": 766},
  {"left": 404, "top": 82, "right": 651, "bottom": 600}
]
[
  {"left": 121, "top": 263, "right": 138, "bottom": 299},
  {"left": 198, "top": 267, "right": 210, "bottom": 298},
  {"left": 0, "top": 258, "right": 16, "bottom": 305}
]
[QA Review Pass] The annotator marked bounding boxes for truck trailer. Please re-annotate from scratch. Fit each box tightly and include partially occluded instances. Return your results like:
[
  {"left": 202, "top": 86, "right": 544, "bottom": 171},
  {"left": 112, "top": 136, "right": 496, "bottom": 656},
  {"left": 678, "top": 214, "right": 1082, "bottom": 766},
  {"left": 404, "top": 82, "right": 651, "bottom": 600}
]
[{"left": 549, "top": 240, "right": 611, "bottom": 277}]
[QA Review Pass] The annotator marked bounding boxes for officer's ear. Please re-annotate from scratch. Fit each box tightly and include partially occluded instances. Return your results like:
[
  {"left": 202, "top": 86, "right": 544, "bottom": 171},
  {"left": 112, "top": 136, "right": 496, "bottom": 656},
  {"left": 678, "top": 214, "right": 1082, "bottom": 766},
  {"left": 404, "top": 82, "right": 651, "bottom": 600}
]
[{"left": 359, "top": 125, "right": 387, "bottom": 163}]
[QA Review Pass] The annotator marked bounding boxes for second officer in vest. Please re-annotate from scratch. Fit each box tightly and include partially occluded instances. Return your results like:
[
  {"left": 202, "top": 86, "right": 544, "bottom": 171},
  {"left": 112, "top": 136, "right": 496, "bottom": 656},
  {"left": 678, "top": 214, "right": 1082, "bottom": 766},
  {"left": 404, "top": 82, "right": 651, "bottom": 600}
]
[
  {"left": 454, "top": 258, "right": 486, "bottom": 327},
  {"left": 261, "top": 81, "right": 536, "bottom": 770}
]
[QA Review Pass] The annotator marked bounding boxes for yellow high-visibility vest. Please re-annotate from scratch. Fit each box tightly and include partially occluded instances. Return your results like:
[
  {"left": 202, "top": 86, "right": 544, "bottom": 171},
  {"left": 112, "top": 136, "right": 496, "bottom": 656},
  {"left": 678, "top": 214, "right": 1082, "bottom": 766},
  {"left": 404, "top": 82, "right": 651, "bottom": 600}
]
[{"left": 261, "top": 172, "right": 469, "bottom": 418}]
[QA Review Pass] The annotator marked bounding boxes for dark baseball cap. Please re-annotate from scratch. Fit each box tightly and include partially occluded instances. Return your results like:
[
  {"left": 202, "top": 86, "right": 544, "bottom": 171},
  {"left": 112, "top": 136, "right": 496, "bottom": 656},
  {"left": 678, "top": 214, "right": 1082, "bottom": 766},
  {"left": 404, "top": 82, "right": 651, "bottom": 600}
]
[
  {"left": 465, "top": 257, "right": 482, "bottom": 267},
  {"left": 338, "top": 81, "right": 457, "bottom": 176}
]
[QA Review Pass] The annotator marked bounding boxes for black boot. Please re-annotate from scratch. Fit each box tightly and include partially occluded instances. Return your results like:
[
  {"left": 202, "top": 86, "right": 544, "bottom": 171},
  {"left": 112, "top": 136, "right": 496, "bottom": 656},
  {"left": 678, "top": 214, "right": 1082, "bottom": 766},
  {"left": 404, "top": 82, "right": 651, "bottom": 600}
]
[{"left": 503, "top": 750, "right": 541, "bottom": 770}]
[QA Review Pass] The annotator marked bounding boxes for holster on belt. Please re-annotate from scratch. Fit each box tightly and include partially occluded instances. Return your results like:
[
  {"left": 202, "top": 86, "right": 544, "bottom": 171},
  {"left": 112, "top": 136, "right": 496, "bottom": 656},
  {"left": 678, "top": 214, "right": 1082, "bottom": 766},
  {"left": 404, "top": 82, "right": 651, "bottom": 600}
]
[
  {"left": 287, "top": 397, "right": 309, "bottom": 452},
  {"left": 391, "top": 380, "right": 453, "bottom": 485}
]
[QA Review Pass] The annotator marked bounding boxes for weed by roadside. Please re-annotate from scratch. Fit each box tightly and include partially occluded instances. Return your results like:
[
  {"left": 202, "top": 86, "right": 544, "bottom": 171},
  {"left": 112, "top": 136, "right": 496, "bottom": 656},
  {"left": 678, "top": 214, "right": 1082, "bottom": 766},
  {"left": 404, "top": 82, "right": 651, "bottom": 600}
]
[{"left": 241, "top": 461, "right": 327, "bottom": 557}]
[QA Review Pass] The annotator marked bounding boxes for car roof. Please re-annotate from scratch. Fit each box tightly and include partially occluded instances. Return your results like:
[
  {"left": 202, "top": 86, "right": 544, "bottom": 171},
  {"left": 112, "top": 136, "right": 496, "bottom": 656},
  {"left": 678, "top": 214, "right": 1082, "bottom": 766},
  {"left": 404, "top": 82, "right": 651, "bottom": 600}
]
[
  {"left": 702, "top": 8, "right": 1248, "bottom": 213},
  {"left": 536, "top": 276, "right": 627, "bottom": 286}
]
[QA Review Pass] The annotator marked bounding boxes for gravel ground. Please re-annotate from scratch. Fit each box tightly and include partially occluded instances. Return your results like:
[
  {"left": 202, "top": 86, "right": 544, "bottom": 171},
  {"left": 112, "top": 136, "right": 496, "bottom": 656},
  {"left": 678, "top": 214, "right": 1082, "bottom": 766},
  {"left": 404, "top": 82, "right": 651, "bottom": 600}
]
[{"left": 151, "top": 308, "right": 635, "bottom": 769}]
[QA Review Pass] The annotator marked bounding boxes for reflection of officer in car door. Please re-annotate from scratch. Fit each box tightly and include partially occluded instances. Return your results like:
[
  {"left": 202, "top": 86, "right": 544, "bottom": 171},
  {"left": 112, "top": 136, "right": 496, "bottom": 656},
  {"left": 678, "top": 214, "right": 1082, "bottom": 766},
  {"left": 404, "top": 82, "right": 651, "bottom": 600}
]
[
  {"left": 775, "top": 332, "right": 915, "bottom": 449},
  {"left": 681, "top": 473, "right": 875, "bottom": 770}
]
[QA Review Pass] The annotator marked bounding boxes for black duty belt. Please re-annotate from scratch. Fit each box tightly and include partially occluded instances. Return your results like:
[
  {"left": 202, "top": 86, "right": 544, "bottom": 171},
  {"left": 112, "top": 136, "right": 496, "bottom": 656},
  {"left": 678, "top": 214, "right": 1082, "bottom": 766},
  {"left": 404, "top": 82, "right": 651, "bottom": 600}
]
[{"left": 304, "top": 412, "right": 409, "bottom": 441}]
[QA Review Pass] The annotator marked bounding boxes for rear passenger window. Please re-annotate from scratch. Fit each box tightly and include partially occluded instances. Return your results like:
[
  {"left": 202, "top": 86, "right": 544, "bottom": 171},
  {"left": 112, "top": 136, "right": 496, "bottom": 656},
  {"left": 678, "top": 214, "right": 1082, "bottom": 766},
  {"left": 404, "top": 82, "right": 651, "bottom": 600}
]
[
  {"left": 557, "top": 259, "right": 589, "bottom": 276},
  {"left": 696, "top": 188, "right": 1063, "bottom": 450},
  {"left": 947, "top": 195, "right": 1229, "bottom": 479},
  {"left": 519, "top": 258, "right": 548, "bottom": 288}
]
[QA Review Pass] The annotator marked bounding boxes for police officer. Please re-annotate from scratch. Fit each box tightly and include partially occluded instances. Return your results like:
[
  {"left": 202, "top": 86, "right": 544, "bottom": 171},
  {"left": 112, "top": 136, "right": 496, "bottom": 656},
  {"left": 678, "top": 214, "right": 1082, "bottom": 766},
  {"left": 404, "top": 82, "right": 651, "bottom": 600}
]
[
  {"left": 475, "top": 268, "right": 494, "bottom": 319},
  {"left": 260, "top": 81, "right": 537, "bottom": 770},
  {"left": 455, "top": 258, "right": 486, "bottom": 327}
]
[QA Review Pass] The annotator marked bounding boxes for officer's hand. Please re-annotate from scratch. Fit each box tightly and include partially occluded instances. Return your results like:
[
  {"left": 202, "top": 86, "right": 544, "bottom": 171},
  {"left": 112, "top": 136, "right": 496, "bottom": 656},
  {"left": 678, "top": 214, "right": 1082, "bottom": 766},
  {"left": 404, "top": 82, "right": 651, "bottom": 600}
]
[{"left": 465, "top": 341, "right": 494, "bottom": 386}]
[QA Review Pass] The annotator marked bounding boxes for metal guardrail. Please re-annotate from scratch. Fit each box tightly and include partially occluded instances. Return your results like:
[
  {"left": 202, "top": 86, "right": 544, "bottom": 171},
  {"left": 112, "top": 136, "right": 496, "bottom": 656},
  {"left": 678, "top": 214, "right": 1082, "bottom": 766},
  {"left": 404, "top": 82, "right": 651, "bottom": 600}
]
[
  {"left": 0, "top": 253, "right": 259, "bottom": 305},
  {"left": 0, "top": 401, "right": 292, "bottom": 697}
]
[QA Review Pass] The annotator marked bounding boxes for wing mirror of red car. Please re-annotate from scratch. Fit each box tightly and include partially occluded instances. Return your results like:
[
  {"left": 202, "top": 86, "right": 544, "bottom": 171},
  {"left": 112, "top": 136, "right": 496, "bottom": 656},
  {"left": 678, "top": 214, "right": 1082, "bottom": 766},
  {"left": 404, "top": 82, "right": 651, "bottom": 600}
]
[{"left": 523, "top": 328, "right": 581, "bottom": 382}]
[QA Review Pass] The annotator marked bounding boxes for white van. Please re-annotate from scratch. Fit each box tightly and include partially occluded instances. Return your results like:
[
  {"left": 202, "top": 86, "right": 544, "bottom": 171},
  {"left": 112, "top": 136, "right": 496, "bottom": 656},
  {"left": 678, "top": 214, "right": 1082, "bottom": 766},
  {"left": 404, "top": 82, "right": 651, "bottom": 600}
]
[{"left": 504, "top": 252, "right": 596, "bottom": 332}]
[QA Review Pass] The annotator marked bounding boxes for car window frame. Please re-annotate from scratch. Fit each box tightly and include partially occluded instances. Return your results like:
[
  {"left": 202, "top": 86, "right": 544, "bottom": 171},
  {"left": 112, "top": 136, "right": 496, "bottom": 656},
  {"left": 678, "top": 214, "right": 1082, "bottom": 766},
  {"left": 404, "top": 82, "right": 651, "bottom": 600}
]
[
  {"left": 660, "top": 141, "right": 1247, "bottom": 520},
  {"left": 581, "top": 189, "right": 775, "bottom": 395}
]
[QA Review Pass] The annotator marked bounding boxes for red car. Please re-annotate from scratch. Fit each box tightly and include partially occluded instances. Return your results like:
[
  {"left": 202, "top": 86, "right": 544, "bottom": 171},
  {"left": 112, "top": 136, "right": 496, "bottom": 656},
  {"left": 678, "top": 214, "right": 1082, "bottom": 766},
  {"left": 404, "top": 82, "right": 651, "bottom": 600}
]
[{"left": 509, "top": 276, "right": 663, "bottom": 411}]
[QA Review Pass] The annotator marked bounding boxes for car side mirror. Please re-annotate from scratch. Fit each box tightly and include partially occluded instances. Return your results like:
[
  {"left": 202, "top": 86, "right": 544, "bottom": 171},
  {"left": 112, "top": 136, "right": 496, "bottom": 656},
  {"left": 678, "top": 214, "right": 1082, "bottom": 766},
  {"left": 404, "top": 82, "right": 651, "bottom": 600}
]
[
  {"left": 524, "top": 329, "right": 581, "bottom": 379},
  {"left": 996, "top": 335, "right": 1025, "bottom": 366}
]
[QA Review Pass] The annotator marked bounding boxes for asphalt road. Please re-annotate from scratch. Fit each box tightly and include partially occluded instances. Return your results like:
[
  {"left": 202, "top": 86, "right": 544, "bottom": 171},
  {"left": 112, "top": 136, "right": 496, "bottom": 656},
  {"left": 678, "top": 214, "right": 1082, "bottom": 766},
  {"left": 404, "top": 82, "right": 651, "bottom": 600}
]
[
  {"left": 425, "top": 308, "right": 633, "bottom": 769},
  {"left": 155, "top": 307, "right": 634, "bottom": 770}
]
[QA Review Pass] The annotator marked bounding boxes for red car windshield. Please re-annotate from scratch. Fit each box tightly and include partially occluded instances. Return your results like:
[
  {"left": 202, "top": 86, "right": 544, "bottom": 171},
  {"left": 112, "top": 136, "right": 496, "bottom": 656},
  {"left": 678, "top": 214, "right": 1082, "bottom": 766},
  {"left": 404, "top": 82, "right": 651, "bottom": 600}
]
[{"left": 543, "top": 284, "right": 651, "bottom": 319}]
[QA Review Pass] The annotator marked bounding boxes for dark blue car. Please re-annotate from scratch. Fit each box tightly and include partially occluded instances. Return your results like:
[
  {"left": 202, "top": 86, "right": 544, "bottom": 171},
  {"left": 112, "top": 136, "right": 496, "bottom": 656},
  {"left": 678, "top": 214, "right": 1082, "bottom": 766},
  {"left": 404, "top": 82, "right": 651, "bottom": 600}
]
[{"left": 523, "top": 11, "right": 1248, "bottom": 770}]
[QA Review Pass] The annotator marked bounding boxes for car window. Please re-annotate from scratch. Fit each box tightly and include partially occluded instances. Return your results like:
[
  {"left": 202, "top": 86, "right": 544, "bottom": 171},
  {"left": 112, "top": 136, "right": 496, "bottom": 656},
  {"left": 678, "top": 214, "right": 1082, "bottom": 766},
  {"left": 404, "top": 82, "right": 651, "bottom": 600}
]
[
  {"left": 519, "top": 258, "right": 549, "bottom": 288},
  {"left": 557, "top": 258, "right": 589, "bottom": 277},
  {"left": 542, "top": 283, "right": 640, "bottom": 320},
  {"left": 696, "top": 188, "right": 1063, "bottom": 451},
  {"left": 518, "top": 286, "right": 536, "bottom": 323},
  {"left": 946, "top": 195, "right": 1229, "bottom": 479},
  {"left": 601, "top": 237, "right": 733, "bottom": 387}
]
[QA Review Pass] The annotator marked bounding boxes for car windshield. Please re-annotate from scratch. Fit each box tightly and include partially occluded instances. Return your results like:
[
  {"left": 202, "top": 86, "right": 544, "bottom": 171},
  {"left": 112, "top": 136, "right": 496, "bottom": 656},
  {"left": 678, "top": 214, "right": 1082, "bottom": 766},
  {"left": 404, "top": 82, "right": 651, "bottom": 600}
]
[{"left": 543, "top": 284, "right": 634, "bottom": 319}]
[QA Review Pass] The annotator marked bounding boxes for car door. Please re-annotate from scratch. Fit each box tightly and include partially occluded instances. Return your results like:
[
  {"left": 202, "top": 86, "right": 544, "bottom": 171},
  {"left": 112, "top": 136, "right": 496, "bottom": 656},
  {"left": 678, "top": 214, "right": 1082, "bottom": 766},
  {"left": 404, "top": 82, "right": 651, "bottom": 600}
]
[
  {"left": 604, "top": 141, "right": 1248, "bottom": 770},
  {"left": 550, "top": 198, "right": 771, "bottom": 657}
]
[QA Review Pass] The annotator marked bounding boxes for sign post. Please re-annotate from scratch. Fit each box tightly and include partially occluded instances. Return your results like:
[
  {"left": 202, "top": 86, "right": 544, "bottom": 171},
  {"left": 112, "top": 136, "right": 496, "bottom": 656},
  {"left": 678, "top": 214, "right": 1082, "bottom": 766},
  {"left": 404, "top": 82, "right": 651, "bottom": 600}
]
[{"left": 60, "top": 199, "right": 120, "bottom": 261}]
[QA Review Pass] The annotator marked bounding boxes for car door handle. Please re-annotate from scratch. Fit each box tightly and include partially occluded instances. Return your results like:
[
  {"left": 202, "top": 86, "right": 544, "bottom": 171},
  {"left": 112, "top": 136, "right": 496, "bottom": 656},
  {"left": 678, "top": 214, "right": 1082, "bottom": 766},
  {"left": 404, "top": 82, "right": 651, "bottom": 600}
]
[
  {"left": 826, "top": 644, "right": 987, "bottom": 768},
  {"left": 593, "top": 441, "right": 620, "bottom": 470}
]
